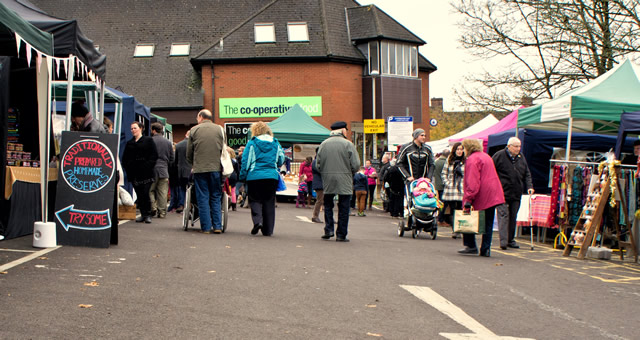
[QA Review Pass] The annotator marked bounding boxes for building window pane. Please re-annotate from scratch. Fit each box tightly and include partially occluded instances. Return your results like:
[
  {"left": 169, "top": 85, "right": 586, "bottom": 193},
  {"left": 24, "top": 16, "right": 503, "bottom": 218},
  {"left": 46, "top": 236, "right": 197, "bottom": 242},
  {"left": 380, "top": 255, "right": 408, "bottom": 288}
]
[
  {"left": 411, "top": 46, "right": 418, "bottom": 77},
  {"left": 381, "top": 41, "right": 389, "bottom": 74},
  {"left": 389, "top": 42, "right": 396, "bottom": 74},
  {"left": 170, "top": 43, "right": 190, "bottom": 56},
  {"left": 134, "top": 44, "right": 154, "bottom": 57},
  {"left": 255, "top": 23, "right": 276, "bottom": 43},
  {"left": 396, "top": 43, "right": 403, "bottom": 75},
  {"left": 287, "top": 22, "right": 309, "bottom": 42},
  {"left": 404, "top": 45, "right": 411, "bottom": 76},
  {"left": 369, "top": 41, "right": 379, "bottom": 74}
]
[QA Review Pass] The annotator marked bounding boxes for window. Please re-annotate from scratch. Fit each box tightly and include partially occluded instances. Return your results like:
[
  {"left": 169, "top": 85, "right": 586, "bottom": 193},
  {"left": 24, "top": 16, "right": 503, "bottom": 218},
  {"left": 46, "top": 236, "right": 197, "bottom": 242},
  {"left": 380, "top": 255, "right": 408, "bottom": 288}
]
[
  {"left": 287, "top": 22, "right": 309, "bottom": 42},
  {"left": 378, "top": 40, "right": 419, "bottom": 77},
  {"left": 368, "top": 41, "right": 379, "bottom": 75},
  {"left": 381, "top": 41, "right": 389, "bottom": 74},
  {"left": 255, "top": 23, "right": 276, "bottom": 43},
  {"left": 134, "top": 44, "right": 154, "bottom": 57},
  {"left": 170, "top": 43, "right": 190, "bottom": 56}
]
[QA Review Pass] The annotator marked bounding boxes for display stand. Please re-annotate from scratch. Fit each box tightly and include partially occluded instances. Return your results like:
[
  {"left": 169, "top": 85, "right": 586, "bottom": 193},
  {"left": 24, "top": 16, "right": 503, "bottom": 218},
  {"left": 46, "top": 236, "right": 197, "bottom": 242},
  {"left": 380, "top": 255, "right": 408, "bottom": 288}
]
[{"left": 563, "top": 168, "right": 638, "bottom": 261}]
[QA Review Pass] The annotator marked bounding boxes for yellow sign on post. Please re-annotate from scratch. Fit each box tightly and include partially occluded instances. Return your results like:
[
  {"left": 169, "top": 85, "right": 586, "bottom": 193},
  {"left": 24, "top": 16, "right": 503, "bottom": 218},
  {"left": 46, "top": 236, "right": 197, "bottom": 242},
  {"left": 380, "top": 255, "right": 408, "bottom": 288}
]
[{"left": 363, "top": 119, "right": 385, "bottom": 133}]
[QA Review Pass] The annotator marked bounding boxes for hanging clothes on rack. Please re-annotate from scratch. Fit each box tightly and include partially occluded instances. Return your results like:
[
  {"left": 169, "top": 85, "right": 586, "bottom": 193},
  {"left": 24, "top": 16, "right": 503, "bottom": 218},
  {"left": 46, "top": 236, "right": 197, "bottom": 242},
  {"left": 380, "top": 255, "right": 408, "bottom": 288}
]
[
  {"left": 568, "top": 166, "right": 584, "bottom": 226},
  {"left": 547, "top": 165, "right": 563, "bottom": 228}
]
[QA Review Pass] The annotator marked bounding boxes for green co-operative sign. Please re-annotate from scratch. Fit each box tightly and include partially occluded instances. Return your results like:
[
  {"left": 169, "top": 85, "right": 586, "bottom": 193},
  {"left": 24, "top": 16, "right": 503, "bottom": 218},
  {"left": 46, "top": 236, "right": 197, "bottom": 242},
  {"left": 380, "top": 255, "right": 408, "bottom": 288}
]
[{"left": 219, "top": 96, "right": 322, "bottom": 118}]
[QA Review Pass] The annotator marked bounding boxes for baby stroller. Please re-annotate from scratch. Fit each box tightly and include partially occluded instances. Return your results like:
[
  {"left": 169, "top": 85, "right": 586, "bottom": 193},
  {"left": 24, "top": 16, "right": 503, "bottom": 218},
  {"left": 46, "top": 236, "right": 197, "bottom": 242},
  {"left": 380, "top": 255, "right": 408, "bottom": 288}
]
[
  {"left": 182, "top": 177, "right": 229, "bottom": 232},
  {"left": 397, "top": 178, "right": 439, "bottom": 239}
]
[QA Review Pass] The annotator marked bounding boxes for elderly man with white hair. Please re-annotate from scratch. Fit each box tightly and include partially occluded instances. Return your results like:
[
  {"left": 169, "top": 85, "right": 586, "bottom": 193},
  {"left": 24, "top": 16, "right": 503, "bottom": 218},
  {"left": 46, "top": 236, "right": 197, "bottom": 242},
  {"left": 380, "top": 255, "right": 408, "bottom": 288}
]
[{"left": 492, "top": 137, "right": 534, "bottom": 250}]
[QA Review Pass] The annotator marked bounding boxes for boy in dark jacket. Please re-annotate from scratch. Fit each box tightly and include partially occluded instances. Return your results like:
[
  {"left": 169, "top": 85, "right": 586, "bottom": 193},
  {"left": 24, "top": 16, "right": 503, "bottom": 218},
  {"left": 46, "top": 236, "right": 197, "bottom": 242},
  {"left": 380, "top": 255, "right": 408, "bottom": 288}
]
[{"left": 353, "top": 167, "right": 368, "bottom": 216}]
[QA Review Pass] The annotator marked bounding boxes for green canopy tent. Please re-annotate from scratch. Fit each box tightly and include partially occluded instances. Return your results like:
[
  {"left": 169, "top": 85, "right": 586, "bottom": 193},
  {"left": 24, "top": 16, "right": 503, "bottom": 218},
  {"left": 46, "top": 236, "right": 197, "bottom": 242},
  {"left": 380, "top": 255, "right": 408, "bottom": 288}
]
[
  {"left": 517, "top": 59, "right": 640, "bottom": 159},
  {"left": 518, "top": 59, "right": 640, "bottom": 134},
  {"left": 267, "top": 104, "right": 330, "bottom": 143},
  {"left": 0, "top": 2, "right": 53, "bottom": 55}
]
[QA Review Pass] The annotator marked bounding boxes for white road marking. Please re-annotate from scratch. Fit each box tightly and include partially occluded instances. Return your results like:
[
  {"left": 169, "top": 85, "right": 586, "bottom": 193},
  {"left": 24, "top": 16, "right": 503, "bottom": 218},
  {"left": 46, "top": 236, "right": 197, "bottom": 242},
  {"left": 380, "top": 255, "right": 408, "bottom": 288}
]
[
  {"left": 400, "top": 285, "right": 535, "bottom": 340},
  {"left": 0, "top": 248, "right": 37, "bottom": 253},
  {"left": 0, "top": 246, "right": 61, "bottom": 272},
  {"left": 296, "top": 216, "right": 313, "bottom": 223}
]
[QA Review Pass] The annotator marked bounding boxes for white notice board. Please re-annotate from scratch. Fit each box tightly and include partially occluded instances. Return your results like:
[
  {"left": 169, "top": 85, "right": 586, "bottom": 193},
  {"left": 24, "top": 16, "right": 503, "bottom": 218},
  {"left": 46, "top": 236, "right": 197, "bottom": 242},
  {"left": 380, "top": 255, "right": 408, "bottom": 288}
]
[{"left": 387, "top": 116, "right": 413, "bottom": 151}]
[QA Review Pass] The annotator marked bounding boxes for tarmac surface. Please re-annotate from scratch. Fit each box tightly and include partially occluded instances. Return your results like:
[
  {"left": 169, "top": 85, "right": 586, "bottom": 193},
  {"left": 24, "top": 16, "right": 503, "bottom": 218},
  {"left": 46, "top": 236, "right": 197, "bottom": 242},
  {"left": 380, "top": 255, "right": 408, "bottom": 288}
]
[{"left": 1, "top": 201, "right": 639, "bottom": 339}]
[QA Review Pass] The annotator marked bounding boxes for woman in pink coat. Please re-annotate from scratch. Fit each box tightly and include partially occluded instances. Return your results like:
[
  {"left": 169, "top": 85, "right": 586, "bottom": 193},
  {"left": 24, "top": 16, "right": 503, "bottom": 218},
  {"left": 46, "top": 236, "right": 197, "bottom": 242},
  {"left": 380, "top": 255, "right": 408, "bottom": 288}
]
[
  {"left": 459, "top": 139, "right": 505, "bottom": 257},
  {"left": 298, "top": 156, "right": 314, "bottom": 207}
]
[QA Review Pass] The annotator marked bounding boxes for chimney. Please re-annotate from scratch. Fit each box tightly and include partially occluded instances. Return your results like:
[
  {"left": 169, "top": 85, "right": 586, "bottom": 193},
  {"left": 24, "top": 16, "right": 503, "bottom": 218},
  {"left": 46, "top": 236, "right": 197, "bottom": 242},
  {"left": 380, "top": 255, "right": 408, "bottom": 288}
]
[{"left": 430, "top": 97, "right": 443, "bottom": 111}]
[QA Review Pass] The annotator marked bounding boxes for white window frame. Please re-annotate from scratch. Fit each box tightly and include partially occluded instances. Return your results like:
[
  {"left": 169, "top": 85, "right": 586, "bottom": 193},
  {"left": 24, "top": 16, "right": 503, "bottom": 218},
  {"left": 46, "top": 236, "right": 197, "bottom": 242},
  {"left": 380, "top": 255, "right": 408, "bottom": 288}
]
[
  {"left": 368, "top": 41, "right": 379, "bottom": 75},
  {"left": 255, "top": 23, "right": 276, "bottom": 43},
  {"left": 170, "top": 43, "right": 190, "bottom": 56},
  {"left": 287, "top": 22, "right": 309, "bottom": 42},
  {"left": 134, "top": 44, "right": 155, "bottom": 58}
]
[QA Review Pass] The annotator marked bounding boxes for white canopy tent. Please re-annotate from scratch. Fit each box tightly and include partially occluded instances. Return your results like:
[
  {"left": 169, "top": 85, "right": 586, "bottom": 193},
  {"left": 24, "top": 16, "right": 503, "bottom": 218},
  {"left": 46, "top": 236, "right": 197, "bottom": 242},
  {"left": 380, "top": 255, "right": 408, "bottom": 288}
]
[{"left": 426, "top": 114, "right": 499, "bottom": 154}]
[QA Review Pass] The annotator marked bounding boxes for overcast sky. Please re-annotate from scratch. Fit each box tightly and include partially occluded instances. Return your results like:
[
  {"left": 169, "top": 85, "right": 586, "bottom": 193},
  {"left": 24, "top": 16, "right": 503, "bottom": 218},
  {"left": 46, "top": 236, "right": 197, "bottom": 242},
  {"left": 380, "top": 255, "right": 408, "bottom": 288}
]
[{"left": 365, "top": 0, "right": 475, "bottom": 111}]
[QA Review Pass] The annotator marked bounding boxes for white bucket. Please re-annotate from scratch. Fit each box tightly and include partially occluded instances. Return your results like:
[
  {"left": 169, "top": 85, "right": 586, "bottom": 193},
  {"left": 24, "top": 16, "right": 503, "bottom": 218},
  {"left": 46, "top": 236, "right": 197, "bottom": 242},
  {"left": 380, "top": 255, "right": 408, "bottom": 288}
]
[{"left": 33, "top": 222, "right": 57, "bottom": 248}]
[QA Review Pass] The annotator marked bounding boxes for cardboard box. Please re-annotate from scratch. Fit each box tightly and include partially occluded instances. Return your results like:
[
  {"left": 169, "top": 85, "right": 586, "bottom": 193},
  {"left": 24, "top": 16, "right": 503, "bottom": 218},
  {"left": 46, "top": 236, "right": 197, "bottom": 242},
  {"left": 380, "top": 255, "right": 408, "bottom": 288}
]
[{"left": 118, "top": 204, "right": 137, "bottom": 220}]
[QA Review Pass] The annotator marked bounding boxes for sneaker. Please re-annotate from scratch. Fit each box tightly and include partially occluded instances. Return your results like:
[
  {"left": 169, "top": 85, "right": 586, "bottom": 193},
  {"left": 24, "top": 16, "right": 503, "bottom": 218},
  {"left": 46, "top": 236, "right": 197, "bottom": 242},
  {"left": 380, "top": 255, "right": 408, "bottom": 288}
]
[
  {"left": 135, "top": 216, "right": 145, "bottom": 223},
  {"left": 457, "top": 247, "right": 478, "bottom": 255},
  {"left": 202, "top": 230, "right": 212, "bottom": 234},
  {"left": 213, "top": 229, "right": 222, "bottom": 234}
]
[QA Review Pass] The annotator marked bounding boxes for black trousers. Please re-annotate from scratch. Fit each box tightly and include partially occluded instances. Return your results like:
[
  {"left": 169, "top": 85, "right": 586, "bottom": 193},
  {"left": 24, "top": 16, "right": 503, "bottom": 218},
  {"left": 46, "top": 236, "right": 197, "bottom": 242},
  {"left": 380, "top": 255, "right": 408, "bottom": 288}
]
[
  {"left": 389, "top": 192, "right": 404, "bottom": 217},
  {"left": 367, "top": 184, "right": 376, "bottom": 207},
  {"left": 247, "top": 179, "right": 278, "bottom": 236},
  {"left": 323, "top": 194, "right": 351, "bottom": 239},
  {"left": 133, "top": 181, "right": 153, "bottom": 218}
]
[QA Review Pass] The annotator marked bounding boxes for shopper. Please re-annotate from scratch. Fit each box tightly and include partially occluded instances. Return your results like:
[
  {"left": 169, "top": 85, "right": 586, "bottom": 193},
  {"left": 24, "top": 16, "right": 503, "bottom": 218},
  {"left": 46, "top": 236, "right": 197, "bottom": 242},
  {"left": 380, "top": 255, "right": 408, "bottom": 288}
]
[
  {"left": 384, "top": 158, "right": 405, "bottom": 218},
  {"left": 492, "top": 137, "right": 534, "bottom": 250},
  {"left": 353, "top": 166, "right": 368, "bottom": 216},
  {"left": 172, "top": 131, "right": 191, "bottom": 213},
  {"left": 364, "top": 159, "right": 377, "bottom": 210},
  {"left": 70, "top": 101, "right": 105, "bottom": 133},
  {"left": 316, "top": 121, "right": 360, "bottom": 242},
  {"left": 149, "top": 123, "right": 174, "bottom": 218},
  {"left": 397, "top": 128, "right": 435, "bottom": 182},
  {"left": 459, "top": 139, "right": 505, "bottom": 257},
  {"left": 311, "top": 149, "right": 324, "bottom": 223},
  {"left": 122, "top": 121, "right": 158, "bottom": 223},
  {"left": 187, "top": 109, "right": 225, "bottom": 234},
  {"left": 299, "top": 156, "right": 314, "bottom": 207},
  {"left": 441, "top": 143, "right": 464, "bottom": 235},
  {"left": 239, "top": 122, "right": 285, "bottom": 236}
]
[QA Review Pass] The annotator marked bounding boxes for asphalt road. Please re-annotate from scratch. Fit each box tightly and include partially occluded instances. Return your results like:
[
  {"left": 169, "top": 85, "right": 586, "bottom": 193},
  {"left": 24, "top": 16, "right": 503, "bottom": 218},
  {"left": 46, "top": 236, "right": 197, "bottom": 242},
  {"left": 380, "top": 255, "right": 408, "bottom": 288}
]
[{"left": 1, "top": 202, "right": 639, "bottom": 339}]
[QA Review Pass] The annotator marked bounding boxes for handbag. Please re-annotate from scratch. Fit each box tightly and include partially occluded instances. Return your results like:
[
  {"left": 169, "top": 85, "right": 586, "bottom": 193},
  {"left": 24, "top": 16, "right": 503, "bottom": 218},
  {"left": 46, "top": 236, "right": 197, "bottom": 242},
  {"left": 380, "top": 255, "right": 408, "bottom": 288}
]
[
  {"left": 453, "top": 209, "right": 485, "bottom": 234},
  {"left": 219, "top": 126, "right": 234, "bottom": 177}
]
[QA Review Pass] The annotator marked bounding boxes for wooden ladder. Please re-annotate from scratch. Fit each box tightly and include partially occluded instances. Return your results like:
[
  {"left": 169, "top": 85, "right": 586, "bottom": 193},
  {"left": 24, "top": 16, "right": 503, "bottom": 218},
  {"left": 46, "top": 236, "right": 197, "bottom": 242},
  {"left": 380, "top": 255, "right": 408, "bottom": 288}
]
[{"left": 563, "top": 173, "right": 610, "bottom": 259}]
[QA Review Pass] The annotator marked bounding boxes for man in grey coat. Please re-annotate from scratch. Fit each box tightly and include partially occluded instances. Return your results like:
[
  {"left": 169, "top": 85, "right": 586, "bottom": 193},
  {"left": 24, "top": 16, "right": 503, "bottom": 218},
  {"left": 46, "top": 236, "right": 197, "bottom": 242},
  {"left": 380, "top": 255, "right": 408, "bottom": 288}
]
[
  {"left": 149, "top": 122, "right": 174, "bottom": 218},
  {"left": 316, "top": 121, "right": 360, "bottom": 242}
]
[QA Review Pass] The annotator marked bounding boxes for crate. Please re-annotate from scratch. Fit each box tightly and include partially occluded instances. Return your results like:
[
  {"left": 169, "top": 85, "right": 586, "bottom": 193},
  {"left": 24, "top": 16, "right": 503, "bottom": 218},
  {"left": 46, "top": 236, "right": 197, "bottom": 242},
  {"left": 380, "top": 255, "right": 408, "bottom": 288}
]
[{"left": 118, "top": 204, "right": 137, "bottom": 220}]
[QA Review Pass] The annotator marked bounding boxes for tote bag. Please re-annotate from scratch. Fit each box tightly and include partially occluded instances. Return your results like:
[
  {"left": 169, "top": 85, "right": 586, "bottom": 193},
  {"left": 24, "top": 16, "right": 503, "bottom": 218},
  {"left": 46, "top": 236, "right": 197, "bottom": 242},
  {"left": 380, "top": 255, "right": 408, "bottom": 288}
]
[
  {"left": 219, "top": 126, "right": 234, "bottom": 177},
  {"left": 453, "top": 209, "right": 485, "bottom": 234}
]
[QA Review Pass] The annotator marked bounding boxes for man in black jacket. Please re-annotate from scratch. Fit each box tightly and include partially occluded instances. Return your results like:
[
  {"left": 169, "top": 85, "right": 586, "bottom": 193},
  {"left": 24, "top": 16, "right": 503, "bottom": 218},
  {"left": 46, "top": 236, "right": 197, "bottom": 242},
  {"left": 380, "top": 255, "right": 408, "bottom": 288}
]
[
  {"left": 397, "top": 128, "right": 435, "bottom": 182},
  {"left": 492, "top": 137, "right": 534, "bottom": 250}
]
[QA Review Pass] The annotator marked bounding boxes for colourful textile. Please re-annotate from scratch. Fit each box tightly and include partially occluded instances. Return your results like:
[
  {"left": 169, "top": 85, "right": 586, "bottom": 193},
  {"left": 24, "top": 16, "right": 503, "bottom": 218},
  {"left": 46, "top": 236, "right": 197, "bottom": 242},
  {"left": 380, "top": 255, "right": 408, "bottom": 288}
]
[{"left": 517, "top": 195, "right": 553, "bottom": 228}]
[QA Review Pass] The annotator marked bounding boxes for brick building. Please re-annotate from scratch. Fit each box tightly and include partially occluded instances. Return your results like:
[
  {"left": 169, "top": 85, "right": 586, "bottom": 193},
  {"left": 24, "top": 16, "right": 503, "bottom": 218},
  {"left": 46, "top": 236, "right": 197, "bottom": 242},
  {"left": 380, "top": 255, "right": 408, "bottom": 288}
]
[{"left": 30, "top": 0, "right": 436, "bottom": 157}]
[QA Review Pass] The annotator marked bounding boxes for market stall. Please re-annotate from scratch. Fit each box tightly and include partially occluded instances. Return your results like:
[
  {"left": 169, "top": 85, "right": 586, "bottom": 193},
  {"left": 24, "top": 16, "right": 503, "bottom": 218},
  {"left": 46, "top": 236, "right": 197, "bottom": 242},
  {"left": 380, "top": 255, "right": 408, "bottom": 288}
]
[
  {"left": 426, "top": 114, "right": 498, "bottom": 154},
  {"left": 449, "top": 109, "right": 518, "bottom": 152}
]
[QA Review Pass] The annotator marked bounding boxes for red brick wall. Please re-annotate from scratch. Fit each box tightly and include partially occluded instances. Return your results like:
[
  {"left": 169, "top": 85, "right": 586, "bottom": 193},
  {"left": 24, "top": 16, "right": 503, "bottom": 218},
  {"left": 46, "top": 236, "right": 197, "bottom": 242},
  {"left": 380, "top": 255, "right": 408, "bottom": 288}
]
[{"left": 203, "top": 62, "right": 363, "bottom": 131}]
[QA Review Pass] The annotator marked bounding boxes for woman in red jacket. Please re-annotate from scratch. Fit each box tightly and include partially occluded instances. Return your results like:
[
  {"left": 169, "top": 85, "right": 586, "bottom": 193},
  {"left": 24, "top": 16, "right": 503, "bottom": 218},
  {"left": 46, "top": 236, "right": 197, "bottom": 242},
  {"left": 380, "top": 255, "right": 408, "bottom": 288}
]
[
  {"left": 298, "top": 156, "right": 314, "bottom": 207},
  {"left": 459, "top": 139, "right": 505, "bottom": 257}
]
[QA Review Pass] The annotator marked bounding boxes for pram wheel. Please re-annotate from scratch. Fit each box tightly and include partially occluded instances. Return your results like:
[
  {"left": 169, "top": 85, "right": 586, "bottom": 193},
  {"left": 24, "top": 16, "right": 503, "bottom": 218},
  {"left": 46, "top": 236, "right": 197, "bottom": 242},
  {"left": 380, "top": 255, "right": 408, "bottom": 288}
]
[
  {"left": 430, "top": 220, "right": 437, "bottom": 240},
  {"left": 412, "top": 227, "right": 420, "bottom": 239},
  {"left": 397, "top": 219, "right": 405, "bottom": 237},
  {"left": 183, "top": 182, "right": 194, "bottom": 231}
]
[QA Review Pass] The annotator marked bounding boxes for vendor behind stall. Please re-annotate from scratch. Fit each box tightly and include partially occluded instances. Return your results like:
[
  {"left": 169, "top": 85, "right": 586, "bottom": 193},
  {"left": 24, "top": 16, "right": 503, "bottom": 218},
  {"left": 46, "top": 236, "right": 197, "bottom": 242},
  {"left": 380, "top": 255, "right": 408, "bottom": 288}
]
[{"left": 71, "top": 102, "right": 105, "bottom": 133}]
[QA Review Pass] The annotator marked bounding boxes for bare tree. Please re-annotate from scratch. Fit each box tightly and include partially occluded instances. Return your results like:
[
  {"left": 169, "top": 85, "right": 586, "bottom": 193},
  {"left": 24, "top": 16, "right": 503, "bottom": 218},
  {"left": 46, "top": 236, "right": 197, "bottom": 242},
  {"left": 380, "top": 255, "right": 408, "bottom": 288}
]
[{"left": 452, "top": 0, "right": 640, "bottom": 110}]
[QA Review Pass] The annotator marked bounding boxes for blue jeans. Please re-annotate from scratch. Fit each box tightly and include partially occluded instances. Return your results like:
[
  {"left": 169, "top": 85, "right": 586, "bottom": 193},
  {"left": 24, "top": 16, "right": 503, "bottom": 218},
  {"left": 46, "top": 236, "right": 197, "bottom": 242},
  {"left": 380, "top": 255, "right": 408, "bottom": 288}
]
[
  {"left": 323, "top": 194, "right": 351, "bottom": 239},
  {"left": 194, "top": 171, "right": 222, "bottom": 232}
]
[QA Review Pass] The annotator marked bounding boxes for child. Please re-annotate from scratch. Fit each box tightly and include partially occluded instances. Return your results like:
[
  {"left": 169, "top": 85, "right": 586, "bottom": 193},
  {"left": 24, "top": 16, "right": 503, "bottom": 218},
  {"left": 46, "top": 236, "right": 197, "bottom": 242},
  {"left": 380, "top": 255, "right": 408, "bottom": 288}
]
[
  {"left": 297, "top": 174, "right": 308, "bottom": 208},
  {"left": 353, "top": 166, "right": 368, "bottom": 216}
]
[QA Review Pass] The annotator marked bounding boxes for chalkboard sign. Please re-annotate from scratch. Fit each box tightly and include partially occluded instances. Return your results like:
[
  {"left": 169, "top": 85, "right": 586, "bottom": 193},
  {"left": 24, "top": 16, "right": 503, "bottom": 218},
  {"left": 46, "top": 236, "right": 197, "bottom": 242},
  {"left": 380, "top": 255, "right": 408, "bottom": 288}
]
[{"left": 54, "top": 132, "right": 118, "bottom": 248}]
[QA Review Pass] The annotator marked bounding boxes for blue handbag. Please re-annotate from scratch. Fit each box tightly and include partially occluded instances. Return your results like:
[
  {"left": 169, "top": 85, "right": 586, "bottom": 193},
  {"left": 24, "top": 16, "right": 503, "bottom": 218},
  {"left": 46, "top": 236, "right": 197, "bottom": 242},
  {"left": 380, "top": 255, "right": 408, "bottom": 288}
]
[{"left": 276, "top": 175, "right": 287, "bottom": 192}]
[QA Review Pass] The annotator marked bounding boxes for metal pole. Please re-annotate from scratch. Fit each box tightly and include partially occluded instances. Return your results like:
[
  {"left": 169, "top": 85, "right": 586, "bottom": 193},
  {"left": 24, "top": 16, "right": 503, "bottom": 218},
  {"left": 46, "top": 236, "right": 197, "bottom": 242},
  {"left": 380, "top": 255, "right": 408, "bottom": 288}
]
[
  {"left": 372, "top": 76, "right": 377, "bottom": 160},
  {"left": 565, "top": 117, "right": 573, "bottom": 161},
  {"left": 65, "top": 55, "right": 75, "bottom": 130}
]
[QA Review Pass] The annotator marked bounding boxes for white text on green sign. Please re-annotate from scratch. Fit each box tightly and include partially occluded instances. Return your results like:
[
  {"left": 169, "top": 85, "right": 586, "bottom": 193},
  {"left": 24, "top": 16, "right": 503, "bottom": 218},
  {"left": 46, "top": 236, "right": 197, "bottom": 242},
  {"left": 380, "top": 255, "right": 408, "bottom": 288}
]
[{"left": 219, "top": 97, "right": 322, "bottom": 118}]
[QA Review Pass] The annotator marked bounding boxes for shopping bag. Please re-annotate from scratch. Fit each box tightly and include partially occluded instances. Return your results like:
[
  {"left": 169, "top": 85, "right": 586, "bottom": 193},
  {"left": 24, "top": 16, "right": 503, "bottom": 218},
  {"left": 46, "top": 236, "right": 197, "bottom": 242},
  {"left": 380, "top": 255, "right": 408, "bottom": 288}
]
[
  {"left": 453, "top": 209, "right": 485, "bottom": 234},
  {"left": 276, "top": 175, "right": 287, "bottom": 192},
  {"left": 219, "top": 126, "right": 234, "bottom": 178}
]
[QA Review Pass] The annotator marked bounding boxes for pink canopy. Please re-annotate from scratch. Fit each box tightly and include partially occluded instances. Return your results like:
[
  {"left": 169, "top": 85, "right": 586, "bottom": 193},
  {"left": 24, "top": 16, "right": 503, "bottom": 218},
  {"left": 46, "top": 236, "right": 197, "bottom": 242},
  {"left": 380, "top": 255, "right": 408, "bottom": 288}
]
[{"left": 449, "top": 108, "right": 519, "bottom": 152}]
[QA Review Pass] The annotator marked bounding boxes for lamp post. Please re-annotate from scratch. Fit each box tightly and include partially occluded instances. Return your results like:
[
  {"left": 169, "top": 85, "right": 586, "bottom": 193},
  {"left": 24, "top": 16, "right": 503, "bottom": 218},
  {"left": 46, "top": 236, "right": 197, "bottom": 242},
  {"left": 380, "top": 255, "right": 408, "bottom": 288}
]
[{"left": 371, "top": 70, "right": 379, "bottom": 161}]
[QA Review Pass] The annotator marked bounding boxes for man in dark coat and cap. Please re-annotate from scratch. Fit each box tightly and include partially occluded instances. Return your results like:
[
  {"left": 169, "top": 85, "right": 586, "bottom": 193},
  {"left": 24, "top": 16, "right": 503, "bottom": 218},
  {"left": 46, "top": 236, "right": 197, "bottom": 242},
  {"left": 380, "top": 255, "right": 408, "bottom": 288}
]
[{"left": 71, "top": 102, "right": 105, "bottom": 133}]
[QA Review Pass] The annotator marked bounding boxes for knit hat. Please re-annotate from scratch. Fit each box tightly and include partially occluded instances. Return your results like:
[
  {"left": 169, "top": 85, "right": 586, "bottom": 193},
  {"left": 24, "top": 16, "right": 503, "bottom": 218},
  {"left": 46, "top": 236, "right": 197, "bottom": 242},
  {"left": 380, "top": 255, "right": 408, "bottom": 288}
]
[
  {"left": 412, "top": 128, "right": 425, "bottom": 140},
  {"left": 71, "top": 102, "right": 89, "bottom": 118}
]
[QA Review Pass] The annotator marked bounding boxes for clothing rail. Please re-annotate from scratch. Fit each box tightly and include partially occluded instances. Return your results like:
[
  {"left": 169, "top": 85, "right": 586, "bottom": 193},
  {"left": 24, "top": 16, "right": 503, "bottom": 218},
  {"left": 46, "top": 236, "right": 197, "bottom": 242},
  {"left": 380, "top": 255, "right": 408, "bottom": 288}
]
[{"left": 549, "top": 159, "right": 637, "bottom": 169}]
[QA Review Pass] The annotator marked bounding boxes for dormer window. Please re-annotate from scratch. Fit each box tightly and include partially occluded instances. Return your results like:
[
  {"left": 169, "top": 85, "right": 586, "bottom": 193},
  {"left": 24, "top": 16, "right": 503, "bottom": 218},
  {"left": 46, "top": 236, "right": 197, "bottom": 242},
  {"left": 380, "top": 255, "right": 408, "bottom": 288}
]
[
  {"left": 170, "top": 43, "right": 190, "bottom": 56},
  {"left": 134, "top": 44, "right": 154, "bottom": 57},
  {"left": 287, "top": 22, "right": 309, "bottom": 42},
  {"left": 255, "top": 23, "right": 276, "bottom": 43}
]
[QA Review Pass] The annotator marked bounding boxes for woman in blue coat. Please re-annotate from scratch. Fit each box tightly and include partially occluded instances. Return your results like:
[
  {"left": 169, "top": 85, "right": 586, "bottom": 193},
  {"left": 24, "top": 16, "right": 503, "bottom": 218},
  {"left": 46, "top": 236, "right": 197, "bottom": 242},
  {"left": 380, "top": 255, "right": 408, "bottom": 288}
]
[{"left": 239, "top": 122, "right": 285, "bottom": 236}]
